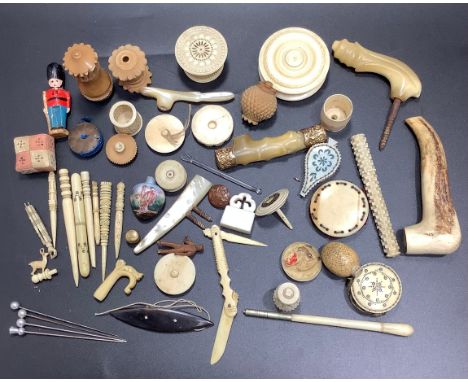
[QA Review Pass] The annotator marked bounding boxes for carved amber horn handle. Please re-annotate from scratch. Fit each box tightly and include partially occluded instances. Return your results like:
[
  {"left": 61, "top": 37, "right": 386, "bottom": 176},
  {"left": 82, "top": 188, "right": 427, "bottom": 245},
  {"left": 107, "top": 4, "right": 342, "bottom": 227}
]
[
  {"left": 404, "top": 116, "right": 461, "bottom": 255},
  {"left": 332, "top": 39, "right": 422, "bottom": 102},
  {"left": 93, "top": 259, "right": 144, "bottom": 302},
  {"left": 215, "top": 125, "right": 327, "bottom": 170}
]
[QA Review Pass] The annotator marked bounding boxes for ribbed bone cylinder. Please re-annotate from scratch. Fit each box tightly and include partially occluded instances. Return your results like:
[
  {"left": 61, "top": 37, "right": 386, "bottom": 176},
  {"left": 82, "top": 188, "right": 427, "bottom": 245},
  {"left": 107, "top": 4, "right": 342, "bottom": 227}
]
[{"left": 109, "top": 101, "right": 143, "bottom": 136}]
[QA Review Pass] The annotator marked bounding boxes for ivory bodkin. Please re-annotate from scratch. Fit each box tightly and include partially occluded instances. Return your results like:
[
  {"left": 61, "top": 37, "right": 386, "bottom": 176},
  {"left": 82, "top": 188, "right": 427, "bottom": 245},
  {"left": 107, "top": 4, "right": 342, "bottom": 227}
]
[
  {"left": 71, "top": 173, "right": 90, "bottom": 278},
  {"left": 81, "top": 171, "right": 96, "bottom": 268},
  {"left": 114, "top": 182, "right": 125, "bottom": 259},
  {"left": 92, "top": 181, "right": 100, "bottom": 245},
  {"left": 58, "top": 169, "right": 79, "bottom": 287},
  {"left": 100, "top": 182, "right": 112, "bottom": 281},
  {"left": 48, "top": 172, "right": 57, "bottom": 248}
]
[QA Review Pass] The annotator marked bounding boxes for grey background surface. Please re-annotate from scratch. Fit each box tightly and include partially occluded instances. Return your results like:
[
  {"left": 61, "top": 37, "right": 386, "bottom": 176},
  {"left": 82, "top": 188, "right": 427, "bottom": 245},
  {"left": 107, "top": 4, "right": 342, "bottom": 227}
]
[{"left": 0, "top": 3, "right": 467, "bottom": 378}]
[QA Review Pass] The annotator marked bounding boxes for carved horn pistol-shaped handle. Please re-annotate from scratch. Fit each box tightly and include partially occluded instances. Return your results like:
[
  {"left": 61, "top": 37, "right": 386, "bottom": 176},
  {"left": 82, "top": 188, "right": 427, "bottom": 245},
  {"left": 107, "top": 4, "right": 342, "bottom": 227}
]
[
  {"left": 332, "top": 39, "right": 422, "bottom": 102},
  {"left": 93, "top": 259, "right": 144, "bottom": 302}
]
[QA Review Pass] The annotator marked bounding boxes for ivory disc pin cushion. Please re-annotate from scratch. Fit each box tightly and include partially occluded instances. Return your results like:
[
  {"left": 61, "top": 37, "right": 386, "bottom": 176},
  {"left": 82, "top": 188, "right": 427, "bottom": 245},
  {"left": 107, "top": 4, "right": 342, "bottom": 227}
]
[
  {"left": 310, "top": 180, "right": 369, "bottom": 238},
  {"left": 258, "top": 27, "right": 330, "bottom": 101},
  {"left": 191, "top": 105, "right": 233, "bottom": 147},
  {"left": 175, "top": 25, "right": 228, "bottom": 83},
  {"left": 154, "top": 253, "right": 196, "bottom": 295},
  {"left": 145, "top": 114, "right": 185, "bottom": 154}
]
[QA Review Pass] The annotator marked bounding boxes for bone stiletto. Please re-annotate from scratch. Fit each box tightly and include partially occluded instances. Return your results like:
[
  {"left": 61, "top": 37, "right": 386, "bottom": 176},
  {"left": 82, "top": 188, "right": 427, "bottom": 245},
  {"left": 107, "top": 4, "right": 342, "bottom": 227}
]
[
  {"left": 99, "top": 182, "right": 112, "bottom": 281},
  {"left": 58, "top": 169, "right": 79, "bottom": 286},
  {"left": 80, "top": 172, "right": 96, "bottom": 268},
  {"left": 92, "top": 181, "right": 100, "bottom": 245},
  {"left": 114, "top": 182, "right": 125, "bottom": 259},
  {"left": 48, "top": 172, "right": 57, "bottom": 248},
  {"left": 71, "top": 173, "right": 90, "bottom": 277}
]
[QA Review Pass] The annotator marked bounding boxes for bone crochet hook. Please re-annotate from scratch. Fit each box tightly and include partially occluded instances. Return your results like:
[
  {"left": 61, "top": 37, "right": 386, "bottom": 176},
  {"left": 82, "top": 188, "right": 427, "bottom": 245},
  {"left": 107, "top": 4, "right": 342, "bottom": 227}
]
[
  {"left": 141, "top": 87, "right": 235, "bottom": 112},
  {"left": 244, "top": 309, "right": 414, "bottom": 337}
]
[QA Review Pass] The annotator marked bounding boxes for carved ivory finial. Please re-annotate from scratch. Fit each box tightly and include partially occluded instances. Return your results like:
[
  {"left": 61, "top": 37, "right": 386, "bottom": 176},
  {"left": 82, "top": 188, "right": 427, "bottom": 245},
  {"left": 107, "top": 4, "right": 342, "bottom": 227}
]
[
  {"left": 93, "top": 259, "right": 143, "bottom": 301},
  {"left": 114, "top": 182, "right": 125, "bottom": 259},
  {"left": 32, "top": 268, "right": 58, "bottom": 284},
  {"left": 92, "top": 181, "right": 100, "bottom": 245},
  {"left": 404, "top": 116, "right": 461, "bottom": 255},
  {"left": 99, "top": 182, "right": 112, "bottom": 281},
  {"left": 71, "top": 173, "right": 90, "bottom": 278},
  {"left": 350, "top": 134, "right": 400, "bottom": 257},
  {"left": 48, "top": 172, "right": 57, "bottom": 248},
  {"left": 58, "top": 169, "right": 79, "bottom": 286},
  {"left": 80, "top": 172, "right": 96, "bottom": 268}
]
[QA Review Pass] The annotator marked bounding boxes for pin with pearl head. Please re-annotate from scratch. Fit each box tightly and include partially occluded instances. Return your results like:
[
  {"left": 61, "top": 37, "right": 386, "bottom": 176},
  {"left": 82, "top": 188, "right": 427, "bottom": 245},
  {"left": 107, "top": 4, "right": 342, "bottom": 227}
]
[{"left": 9, "top": 301, "right": 122, "bottom": 341}]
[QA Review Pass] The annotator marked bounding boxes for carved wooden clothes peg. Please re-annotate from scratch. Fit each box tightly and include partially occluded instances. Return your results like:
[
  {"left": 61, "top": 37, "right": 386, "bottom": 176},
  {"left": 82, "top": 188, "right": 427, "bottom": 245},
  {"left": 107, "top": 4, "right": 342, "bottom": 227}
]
[
  {"left": 157, "top": 236, "right": 204, "bottom": 257},
  {"left": 94, "top": 259, "right": 143, "bottom": 302}
]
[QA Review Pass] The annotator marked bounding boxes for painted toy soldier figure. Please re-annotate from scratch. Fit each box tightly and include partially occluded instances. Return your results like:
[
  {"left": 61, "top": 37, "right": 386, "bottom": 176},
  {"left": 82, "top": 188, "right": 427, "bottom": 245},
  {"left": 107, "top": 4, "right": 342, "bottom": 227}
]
[{"left": 43, "top": 63, "right": 70, "bottom": 138}]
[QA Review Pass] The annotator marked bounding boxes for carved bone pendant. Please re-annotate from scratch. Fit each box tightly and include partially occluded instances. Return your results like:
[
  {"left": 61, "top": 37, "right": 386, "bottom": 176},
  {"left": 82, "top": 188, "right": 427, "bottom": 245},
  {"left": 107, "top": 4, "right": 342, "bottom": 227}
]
[{"left": 300, "top": 140, "right": 341, "bottom": 197}]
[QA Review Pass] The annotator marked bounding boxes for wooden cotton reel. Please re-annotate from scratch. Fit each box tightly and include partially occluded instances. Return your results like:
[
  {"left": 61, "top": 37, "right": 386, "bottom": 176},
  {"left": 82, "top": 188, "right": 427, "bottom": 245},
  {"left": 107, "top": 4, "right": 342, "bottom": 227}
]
[
  {"left": 175, "top": 25, "right": 228, "bottom": 83},
  {"left": 310, "top": 180, "right": 369, "bottom": 238},
  {"left": 258, "top": 27, "right": 330, "bottom": 101},
  {"left": 191, "top": 105, "right": 233, "bottom": 147},
  {"left": 145, "top": 115, "right": 185, "bottom": 154}
]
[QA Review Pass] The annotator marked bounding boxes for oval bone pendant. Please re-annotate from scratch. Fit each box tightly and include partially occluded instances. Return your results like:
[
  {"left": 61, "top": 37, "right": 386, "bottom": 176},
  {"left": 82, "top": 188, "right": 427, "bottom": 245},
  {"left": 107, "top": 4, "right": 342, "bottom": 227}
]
[
  {"left": 300, "top": 140, "right": 341, "bottom": 197},
  {"left": 310, "top": 180, "right": 369, "bottom": 238},
  {"left": 258, "top": 27, "right": 330, "bottom": 101},
  {"left": 191, "top": 105, "right": 233, "bottom": 147}
]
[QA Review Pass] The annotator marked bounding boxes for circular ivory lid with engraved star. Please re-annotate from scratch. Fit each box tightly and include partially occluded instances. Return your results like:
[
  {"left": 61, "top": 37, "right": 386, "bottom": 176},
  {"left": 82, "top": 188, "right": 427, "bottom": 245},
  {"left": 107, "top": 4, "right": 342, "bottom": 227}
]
[
  {"left": 348, "top": 262, "right": 402, "bottom": 315},
  {"left": 175, "top": 25, "right": 228, "bottom": 83}
]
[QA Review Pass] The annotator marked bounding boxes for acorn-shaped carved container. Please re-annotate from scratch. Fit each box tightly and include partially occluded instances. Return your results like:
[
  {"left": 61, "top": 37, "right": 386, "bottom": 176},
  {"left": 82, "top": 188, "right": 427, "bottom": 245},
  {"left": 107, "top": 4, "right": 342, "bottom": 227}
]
[
  {"left": 241, "top": 81, "right": 277, "bottom": 125},
  {"left": 130, "top": 176, "right": 165, "bottom": 220}
]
